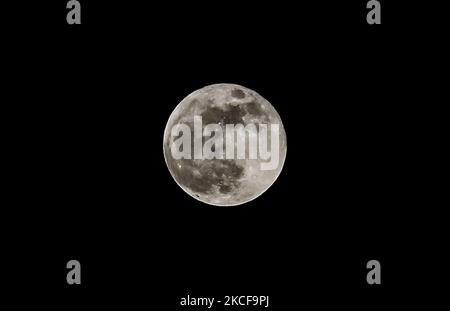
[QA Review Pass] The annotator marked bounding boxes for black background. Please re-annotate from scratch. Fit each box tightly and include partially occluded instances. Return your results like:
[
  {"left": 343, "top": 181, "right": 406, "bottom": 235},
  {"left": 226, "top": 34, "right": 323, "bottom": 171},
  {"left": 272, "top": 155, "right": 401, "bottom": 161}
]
[{"left": 6, "top": 0, "right": 435, "bottom": 309}]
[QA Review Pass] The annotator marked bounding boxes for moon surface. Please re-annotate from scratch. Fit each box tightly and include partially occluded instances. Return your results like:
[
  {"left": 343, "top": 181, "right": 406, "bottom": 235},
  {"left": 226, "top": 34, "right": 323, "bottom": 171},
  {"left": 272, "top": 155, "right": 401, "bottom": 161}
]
[{"left": 163, "top": 83, "right": 287, "bottom": 206}]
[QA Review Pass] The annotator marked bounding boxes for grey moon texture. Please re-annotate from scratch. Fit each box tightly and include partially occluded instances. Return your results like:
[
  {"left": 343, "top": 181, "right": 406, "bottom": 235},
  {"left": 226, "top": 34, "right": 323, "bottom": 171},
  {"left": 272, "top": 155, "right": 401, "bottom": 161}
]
[{"left": 163, "top": 83, "right": 287, "bottom": 206}]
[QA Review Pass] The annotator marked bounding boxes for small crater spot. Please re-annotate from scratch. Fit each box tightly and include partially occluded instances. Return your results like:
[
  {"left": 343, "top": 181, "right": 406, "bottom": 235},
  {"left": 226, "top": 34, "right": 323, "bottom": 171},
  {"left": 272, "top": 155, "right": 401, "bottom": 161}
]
[{"left": 231, "top": 89, "right": 245, "bottom": 99}]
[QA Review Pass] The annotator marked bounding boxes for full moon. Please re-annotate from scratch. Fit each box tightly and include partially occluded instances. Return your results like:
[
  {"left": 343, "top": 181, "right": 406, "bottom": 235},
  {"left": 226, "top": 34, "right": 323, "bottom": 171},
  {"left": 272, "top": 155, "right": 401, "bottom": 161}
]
[{"left": 163, "top": 84, "right": 287, "bottom": 206}]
